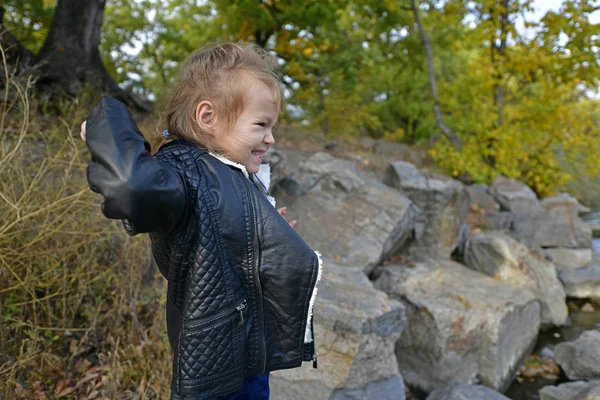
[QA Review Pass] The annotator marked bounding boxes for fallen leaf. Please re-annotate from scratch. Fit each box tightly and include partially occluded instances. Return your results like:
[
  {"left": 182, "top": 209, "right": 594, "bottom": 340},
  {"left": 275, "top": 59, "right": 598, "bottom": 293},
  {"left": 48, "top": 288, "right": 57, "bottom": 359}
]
[
  {"left": 69, "top": 339, "right": 78, "bottom": 354},
  {"left": 15, "top": 383, "right": 30, "bottom": 399},
  {"left": 582, "top": 303, "right": 595, "bottom": 312},
  {"left": 138, "top": 376, "right": 147, "bottom": 394},
  {"left": 94, "top": 375, "right": 104, "bottom": 389},
  {"left": 76, "top": 373, "right": 99, "bottom": 387},
  {"left": 54, "top": 379, "right": 71, "bottom": 396},
  {"left": 56, "top": 386, "right": 76, "bottom": 398}
]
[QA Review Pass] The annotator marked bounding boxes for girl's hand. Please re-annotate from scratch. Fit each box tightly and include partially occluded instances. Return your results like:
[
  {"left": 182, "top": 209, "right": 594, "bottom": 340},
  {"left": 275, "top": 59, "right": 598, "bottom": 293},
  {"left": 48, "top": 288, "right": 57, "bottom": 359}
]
[
  {"left": 80, "top": 121, "right": 87, "bottom": 141},
  {"left": 277, "top": 207, "right": 297, "bottom": 229}
]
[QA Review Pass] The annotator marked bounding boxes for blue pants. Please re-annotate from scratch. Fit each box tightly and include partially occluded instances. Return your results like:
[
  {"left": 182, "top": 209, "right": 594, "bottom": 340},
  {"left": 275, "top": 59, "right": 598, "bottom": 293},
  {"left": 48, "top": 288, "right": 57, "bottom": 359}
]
[{"left": 214, "top": 373, "right": 270, "bottom": 400}]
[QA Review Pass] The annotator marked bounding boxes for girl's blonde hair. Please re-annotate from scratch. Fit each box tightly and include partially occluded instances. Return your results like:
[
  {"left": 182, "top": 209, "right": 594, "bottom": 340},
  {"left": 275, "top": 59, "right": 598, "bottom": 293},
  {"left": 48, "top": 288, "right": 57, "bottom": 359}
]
[{"left": 158, "top": 42, "right": 283, "bottom": 152}]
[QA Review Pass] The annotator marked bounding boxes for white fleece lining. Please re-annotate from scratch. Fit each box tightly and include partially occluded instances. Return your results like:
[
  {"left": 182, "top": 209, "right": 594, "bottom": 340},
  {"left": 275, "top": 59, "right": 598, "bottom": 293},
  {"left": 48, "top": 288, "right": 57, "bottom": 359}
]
[
  {"left": 304, "top": 251, "right": 323, "bottom": 343},
  {"left": 209, "top": 155, "right": 275, "bottom": 206},
  {"left": 209, "top": 152, "right": 249, "bottom": 178},
  {"left": 254, "top": 163, "right": 271, "bottom": 191},
  {"left": 254, "top": 164, "right": 276, "bottom": 207}
]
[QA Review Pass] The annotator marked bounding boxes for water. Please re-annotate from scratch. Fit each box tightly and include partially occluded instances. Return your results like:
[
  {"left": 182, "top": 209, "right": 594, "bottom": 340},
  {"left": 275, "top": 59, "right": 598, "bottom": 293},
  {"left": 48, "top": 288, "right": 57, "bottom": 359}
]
[
  {"left": 585, "top": 211, "right": 600, "bottom": 258},
  {"left": 505, "top": 211, "right": 600, "bottom": 400}
]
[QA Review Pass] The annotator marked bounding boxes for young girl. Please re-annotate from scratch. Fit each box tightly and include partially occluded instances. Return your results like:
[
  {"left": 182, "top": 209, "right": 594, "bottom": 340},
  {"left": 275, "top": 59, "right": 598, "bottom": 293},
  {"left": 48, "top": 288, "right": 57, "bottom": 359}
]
[{"left": 81, "top": 42, "right": 322, "bottom": 400}]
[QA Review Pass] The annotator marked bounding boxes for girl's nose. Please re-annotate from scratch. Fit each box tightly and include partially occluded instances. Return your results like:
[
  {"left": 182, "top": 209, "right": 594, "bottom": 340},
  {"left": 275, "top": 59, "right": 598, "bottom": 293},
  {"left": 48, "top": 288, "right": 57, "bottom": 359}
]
[{"left": 264, "top": 130, "right": 275, "bottom": 145}]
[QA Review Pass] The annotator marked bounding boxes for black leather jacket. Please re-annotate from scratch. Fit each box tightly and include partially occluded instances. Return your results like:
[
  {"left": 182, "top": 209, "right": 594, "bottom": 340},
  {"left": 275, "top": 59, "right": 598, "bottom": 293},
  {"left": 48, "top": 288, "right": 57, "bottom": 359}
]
[{"left": 85, "top": 98, "right": 320, "bottom": 399}]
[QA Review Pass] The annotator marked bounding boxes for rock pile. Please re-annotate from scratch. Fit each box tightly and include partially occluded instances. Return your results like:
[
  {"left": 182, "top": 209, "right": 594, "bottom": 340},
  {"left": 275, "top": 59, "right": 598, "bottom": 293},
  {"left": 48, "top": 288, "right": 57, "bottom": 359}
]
[{"left": 267, "top": 147, "right": 598, "bottom": 399}]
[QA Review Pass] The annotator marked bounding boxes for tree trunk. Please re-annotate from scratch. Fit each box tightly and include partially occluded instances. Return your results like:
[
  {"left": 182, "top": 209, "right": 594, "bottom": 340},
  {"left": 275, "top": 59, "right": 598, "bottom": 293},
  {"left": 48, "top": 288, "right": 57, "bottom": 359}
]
[
  {"left": 486, "top": 0, "right": 509, "bottom": 168},
  {"left": 492, "top": 0, "right": 509, "bottom": 128},
  {"left": 411, "top": 0, "right": 462, "bottom": 151},
  {"left": 25, "top": 0, "right": 149, "bottom": 111}
]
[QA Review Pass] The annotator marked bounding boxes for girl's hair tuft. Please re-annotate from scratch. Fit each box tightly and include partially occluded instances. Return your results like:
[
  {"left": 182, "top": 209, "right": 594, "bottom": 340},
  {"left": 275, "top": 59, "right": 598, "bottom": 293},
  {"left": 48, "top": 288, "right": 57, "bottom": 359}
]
[{"left": 157, "top": 42, "right": 282, "bottom": 152}]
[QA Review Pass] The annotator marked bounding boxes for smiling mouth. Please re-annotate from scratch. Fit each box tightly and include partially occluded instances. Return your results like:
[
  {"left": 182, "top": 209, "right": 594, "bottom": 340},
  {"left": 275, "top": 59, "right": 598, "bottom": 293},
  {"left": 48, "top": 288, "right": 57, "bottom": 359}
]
[{"left": 252, "top": 150, "right": 265, "bottom": 162}]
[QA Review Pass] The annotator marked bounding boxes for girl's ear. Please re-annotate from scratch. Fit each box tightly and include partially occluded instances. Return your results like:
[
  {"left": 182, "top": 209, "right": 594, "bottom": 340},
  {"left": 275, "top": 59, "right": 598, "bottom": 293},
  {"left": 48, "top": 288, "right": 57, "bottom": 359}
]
[{"left": 195, "top": 101, "right": 217, "bottom": 134}]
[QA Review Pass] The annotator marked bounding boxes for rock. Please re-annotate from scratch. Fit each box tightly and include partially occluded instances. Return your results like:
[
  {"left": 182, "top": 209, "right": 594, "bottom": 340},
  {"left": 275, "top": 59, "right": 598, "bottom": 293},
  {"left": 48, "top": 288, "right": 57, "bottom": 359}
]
[
  {"left": 590, "top": 222, "right": 600, "bottom": 237},
  {"left": 554, "top": 330, "right": 600, "bottom": 380},
  {"left": 483, "top": 212, "right": 514, "bottom": 231},
  {"left": 384, "top": 161, "right": 470, "bottom": 260},
  {"left": 330, "top": 376, "right": 406, "bottom": 400},
  {"left": 512, "top": 210, "right": 593, "bottom": 249},
  {"left": 517, "top": 354, "right": 561, "bottom": 380},
  {"left": 539, "top": 380, "right": 600, "bottom": 400},
  {"left": 539, "top": 346, "right": 555, "bottom": 360},
  {"left": 543, "top": 248, "right": 593, "bottom": 271},
  {"left": 467, "top": 185, "right": 500, "bottom": 213},
  {"left": 273, "top": 153, "right": 418, "bottom": 273},
  {"left": 270, "top": 264, "right": 407, "bottom": 400},
  {"left": 559, "top": 265, "right": 600, "bottom": 299},
  {"left": 374, "top": 260, "right": 540, "bottom": 394},
  {"left": 463, "top": 232, "right": 568, "bottom": 326},
  {"left": 426, "top": 384, "right": 510, "bottom": 400},
  {"left": 356, "top": 137, "right": 425, "bottom": 167},
  {"left": 582, "top": 303, "right": 596, "bottom": 312},
  {"left": 262, "top": 146, "right": 287, "bottom": 187},
  {"left": 489, "top": 176, "right": 540, "bottom": 214},
  {"left": 383, "top": 161, "right": 425, "bottom": 189},
  {"left": 542, "top": 193, "right": 591, "bottom": 216},
  {"left": 481, "top": 199, "right": 592, "bottom": 251}
]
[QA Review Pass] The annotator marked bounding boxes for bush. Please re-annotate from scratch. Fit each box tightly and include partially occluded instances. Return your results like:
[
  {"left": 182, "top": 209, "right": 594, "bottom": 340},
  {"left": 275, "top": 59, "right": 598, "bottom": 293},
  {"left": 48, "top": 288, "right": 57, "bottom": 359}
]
[{"left": 0, "top": 59, "right": 171, "bottom": 399}]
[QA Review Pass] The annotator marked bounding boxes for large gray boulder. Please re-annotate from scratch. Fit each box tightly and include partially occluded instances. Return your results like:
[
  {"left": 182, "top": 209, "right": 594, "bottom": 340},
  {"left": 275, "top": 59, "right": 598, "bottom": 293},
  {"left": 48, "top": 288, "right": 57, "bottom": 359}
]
[
  {"left": 539, "top": 381, "right": 600, "bottom": 400},
  {"left": 462, "top": 232, "right": 568, "bottom": 326},
  {"left": 559, "top": 265, "right": 600, "bottom": 299},
  {"left": 484, "top": 212, "right": 515, "bottom": 231},
  {"left": 262, "top": 146, "right": 287, "bottom": 187},
  {"left": 383, "top": 161, "right": 470, "bottom": 260},
  {"left": 466, "top": 185, "right": 500, "bottom": 214},
  {"left": 373, "top": 260, "right": 540, "bottom": 394},
  {"left": 329, "top": 377, "right": 406, "bottom": 400},
  {"left": 554, "top": 330, "right": 600, "bottom": 380},
  {"left": 427, "top": 384, "right": 511, "bottom": 400},
  {"left": 484, "top": 210, "right": 593, "bottom": 250},
  {"left": 270, "top": 264, "right": 407, "bottom": 400},
  {"left": 544, "top": 248, "right": 593, "bottom": 271},
  {"left": 542, "top": 193, "right": 591, "bottom": 216},
  {"left": 512, "top": 210, "right": 593, "bottom": 249},
  {"left": 273, "top": 153, "right": 418, "bottom": 273},
  {"left": 489, "top": 176, "right": 540, "bottom": 214}
]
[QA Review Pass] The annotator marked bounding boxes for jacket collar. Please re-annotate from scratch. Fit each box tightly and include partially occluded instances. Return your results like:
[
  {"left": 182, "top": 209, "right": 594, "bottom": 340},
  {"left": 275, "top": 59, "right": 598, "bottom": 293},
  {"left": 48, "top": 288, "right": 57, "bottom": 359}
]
[
  {"left": 161, "top": 139, "right": 274, "bottom": 201},
  {"left": 209, "top": 152, "right": 250, "bottom": 179},
  {"left": 209, "top": 152, "right": 272, "bottom": 193}
]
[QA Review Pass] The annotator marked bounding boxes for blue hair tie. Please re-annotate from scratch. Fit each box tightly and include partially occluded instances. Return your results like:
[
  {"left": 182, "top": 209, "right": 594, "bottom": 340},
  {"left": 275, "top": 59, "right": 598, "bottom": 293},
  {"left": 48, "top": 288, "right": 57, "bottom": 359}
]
[{"left": 163, "top": 129, "right": 171, "bottom": 138}]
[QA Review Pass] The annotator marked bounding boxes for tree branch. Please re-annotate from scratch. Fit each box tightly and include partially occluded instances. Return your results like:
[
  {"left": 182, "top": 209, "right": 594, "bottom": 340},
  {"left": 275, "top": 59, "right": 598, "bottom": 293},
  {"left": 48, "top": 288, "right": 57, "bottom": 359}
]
[{"left": 410, "top": 0, "right": 462, "bottom": 151}]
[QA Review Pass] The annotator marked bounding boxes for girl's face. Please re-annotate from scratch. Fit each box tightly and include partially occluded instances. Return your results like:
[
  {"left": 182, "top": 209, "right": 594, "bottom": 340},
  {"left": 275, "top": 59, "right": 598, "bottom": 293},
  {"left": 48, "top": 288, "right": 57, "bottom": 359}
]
[{"left": 215, "top": 81, "right": 278, "bottom": 174}]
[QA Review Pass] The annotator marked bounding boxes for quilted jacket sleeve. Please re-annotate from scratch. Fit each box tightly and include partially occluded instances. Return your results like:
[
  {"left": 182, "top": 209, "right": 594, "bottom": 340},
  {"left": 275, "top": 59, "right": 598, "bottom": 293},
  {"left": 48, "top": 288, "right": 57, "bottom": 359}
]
[{"left": 85, "top": 97, "right": 186, "bottom": 235}]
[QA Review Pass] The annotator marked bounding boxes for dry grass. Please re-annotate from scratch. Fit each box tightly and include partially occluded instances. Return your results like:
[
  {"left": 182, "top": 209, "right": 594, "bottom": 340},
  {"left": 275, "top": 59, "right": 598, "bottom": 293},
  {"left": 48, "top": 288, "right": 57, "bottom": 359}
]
[{"left": 0, "top": 47, "right": 171, "bottom": 399}]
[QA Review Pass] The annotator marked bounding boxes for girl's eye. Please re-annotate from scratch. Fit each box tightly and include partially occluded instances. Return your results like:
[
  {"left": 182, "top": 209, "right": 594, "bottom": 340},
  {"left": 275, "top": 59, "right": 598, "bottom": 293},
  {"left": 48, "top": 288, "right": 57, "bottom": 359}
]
[{"left": 256, "top": 123, "right": 266, "bottom": 127}]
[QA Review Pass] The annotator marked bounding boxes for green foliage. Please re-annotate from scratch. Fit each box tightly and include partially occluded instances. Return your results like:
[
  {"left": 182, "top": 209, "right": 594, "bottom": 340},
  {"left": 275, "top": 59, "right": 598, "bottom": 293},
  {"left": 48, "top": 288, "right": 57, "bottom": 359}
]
[
  {"left": 5, "top": 0, "right": 600, "bottom": 194},
  {"left": 2, "top": 0, "right": 55, "bottom": 53},
  {"left": 101, "top": 0, "right": 215, "bottom": 100},
  {"left": 428, "top": 0, "right": 600, "bottom": 196}
]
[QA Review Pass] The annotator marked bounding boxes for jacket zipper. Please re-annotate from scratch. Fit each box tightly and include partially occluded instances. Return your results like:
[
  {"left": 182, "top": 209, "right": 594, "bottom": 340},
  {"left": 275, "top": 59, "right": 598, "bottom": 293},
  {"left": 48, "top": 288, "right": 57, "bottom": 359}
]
[
  {"left": 185, "top": 299, "right": 247, "bottom": 334},
  {"left": 244, "top": 177, "right": 267, "bottom": 373}
]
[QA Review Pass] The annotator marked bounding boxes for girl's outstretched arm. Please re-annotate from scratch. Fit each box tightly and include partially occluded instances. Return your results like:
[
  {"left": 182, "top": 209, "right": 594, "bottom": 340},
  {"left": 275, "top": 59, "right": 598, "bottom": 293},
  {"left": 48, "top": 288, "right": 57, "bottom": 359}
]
[{"left": 84, "top": 97, "right": 186, "bottom": 235}]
